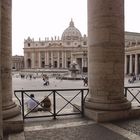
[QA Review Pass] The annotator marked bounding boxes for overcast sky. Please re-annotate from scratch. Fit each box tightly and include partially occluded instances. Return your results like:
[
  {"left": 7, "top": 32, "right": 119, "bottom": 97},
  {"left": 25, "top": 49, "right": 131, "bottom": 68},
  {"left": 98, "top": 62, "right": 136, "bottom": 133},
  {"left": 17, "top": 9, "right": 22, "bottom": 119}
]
[{"left": 12, "top": 0, "right": 140, "bottom": 55}]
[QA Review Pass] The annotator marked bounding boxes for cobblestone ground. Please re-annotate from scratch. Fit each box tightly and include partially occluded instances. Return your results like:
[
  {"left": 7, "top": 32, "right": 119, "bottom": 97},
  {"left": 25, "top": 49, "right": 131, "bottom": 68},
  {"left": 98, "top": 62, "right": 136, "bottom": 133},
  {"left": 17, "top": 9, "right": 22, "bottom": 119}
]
[
  {"left": 113, "top": 118, "right": 140, "bottom": 136},
  {"left": 24, "top": 117, "right": 129, "bottom": 140},
  {"left": 25, "top": 123, "right": 129, "bottom": 140}
]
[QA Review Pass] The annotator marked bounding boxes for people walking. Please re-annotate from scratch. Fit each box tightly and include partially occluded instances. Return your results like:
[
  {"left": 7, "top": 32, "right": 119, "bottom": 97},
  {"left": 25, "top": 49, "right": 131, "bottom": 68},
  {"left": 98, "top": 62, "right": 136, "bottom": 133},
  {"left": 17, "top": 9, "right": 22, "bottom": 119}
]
[{"left": 83, "top": 77, "right": 88, "bottom": 86}]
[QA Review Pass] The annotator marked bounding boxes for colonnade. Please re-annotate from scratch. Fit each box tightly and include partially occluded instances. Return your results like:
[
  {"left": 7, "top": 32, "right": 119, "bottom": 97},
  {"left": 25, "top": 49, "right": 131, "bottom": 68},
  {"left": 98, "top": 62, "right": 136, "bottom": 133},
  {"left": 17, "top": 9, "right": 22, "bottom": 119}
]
[
  {"left": 1, "top": 0, "right": 140, "bottom": 137},
  {"left": 125, "top": 54, "right": 140, "bottom": 75}
]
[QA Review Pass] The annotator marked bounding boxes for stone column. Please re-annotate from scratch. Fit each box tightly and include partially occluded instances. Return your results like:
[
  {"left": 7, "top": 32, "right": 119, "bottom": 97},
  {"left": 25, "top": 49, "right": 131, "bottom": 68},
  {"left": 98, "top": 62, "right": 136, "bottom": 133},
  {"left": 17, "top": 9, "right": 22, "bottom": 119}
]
[
  {"left": 85, "top": 0, "right": 131, "bottom": 122},
  {"left": 82, "top": 55, "right": 84, "bottom": 68},
  {"left": 45, "top": 51, "right": 48, "bottom": 67},
  {"left": 0, "top": 0, "right": 3, "bottom": 137},
  {"left": 31, "top": 52, "right": 35, "bottom": 69},
  {"left": 38, "top": 52, "right": 41, "bottom": 68},
  {"left": 51, "top": 51, "right": 53, "bottom": 68},
  {"left": 124, "top": 55, "right": 127, "bottom": 75},
  {"left": 62, "top": 51, "right": 64, "bottom": 68},
  {"left": 70, "top": 52, "right": 73, "bottom": 64},
  {"left": 24, "top": 53, "right": 27, "bottom": 69},
  {"left": 129, "top": 54, "right": 132, "bottom": 74},
  {"left": 57, "top": 51, "right": 60, "bottom": 68},
  {"left": 64, "top": 52, "right": 67, "bottom": 68},
  {"left": 135, "top": 54, "right": 138, "bottom": 75},
  {"left": 1, "top": 0, "right": 21, "bottom": 119},
  {"left": 46, "top": 51, "right": 49, "bottom": 66}
]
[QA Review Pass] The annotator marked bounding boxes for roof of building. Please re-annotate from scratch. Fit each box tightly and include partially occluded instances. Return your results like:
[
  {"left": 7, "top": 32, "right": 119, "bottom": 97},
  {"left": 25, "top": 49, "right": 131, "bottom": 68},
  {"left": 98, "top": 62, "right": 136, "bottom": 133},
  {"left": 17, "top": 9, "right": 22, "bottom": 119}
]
[{"left": 61, "top": 19, "right": 82, "bottom": 41}]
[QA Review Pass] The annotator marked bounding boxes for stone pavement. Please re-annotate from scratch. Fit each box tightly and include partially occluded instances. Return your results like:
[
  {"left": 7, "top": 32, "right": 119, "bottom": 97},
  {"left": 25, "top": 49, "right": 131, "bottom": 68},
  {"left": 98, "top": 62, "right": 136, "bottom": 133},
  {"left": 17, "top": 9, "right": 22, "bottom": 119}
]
[
  {"left": 5, "top": 116, "right": 140, "bottom": 140},
  {"left": 4, "top": 76, "right": 140, "bottom": 140}
]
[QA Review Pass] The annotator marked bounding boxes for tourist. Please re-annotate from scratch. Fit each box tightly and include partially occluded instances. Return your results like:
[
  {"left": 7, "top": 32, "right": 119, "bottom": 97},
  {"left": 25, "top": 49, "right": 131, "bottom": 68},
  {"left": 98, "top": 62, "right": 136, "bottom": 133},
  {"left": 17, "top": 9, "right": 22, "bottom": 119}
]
[
  {"left": 83, "top": 77, "right": 88, "bottom": 86},
  {"left": 41, "top": 96, "right": 51, "bottom": 111},
  {"left": 26, "top": 94, "right": 39, "bottom": 112},
  {"left": 43, "top": 75, "right": 50, "bottom": 86}
]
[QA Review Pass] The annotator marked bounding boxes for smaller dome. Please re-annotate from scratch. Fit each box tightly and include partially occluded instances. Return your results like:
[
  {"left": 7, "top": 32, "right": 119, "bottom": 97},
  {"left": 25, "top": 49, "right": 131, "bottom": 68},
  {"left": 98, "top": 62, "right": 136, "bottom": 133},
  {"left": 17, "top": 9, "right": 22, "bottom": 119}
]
[{"left": 61, "top": 19, "right": 82, "bottom": 41}]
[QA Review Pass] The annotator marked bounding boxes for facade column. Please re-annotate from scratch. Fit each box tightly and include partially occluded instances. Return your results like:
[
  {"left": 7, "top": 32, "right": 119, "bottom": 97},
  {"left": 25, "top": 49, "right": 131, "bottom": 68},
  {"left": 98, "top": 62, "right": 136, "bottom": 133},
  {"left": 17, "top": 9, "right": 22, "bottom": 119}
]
[
  {"left": 46, "top": 51, "right": 49, "bottom": 66},
  {"left": 24, "top": 53, "right": 27, "bottom": 69},
  {"left": 38, "top": 52, "right": 41, "bottom": 68},
  {"left": 124, "top": 55, "right": 127, "bottom": 75},
  {"left": 0, "top": 0, "right": 3, "bottom": 136},
  {"left": 45, "top": 51, "right": 49, "bottom": 67},
  {"left": 135, "top": 54, "right": 138, "bottom": 75},
  {"left": 31, "top": 52, "right": 35, "bottom": 69},
  {"left": 51, "top": 51, "right": 53, "bottom": 68},
  {"left": 1, "top": 0, "right": 21, "bottom": 119},
  {"left": 82, "top": 55, "right": 84, "bottom": 68},
  {"left": 85, "top": 0, "right": 131, "bottom": 122},
  {"left": 57, "top": 51, "right": 60, "bottom": 68},
  {"left": 64, "top": 51, "right": 67, "bottom": 68},
  {"left": 62, "top": 51, "right": 64, "bottom": 68},
  {"left": 70, "top": 52, "right": 73, "bottom": 65},
  {"left": 129, "top": 54, "right": 132, "bottom": 74}
]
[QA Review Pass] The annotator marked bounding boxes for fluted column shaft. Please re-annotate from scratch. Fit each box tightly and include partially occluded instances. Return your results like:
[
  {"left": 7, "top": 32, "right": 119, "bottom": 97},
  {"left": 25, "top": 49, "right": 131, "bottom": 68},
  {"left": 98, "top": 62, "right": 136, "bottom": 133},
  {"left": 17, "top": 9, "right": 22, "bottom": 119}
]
[
  {"left": 38, "top": 52, "right": 41, "bottom": 68},
  {"left": 124, "top": 55, "right": 127, "bottom": 75},
  {"left": 46, "top": 51, "right": 49, "bottom": 66},
  {"left": 57, "top": 51, "right": 60, "bottom": 68},
  {"left": 1, "top": 0, "right": 20, "bottom": 119},
  {"left": 31, "top": 52, "right": 35, "bottom": 68},
  {"left": 0, "top": 0, "right": 3, "bottom": 137},
  {"left": 135, "top": 54, "right": 138, "bottom": 75},
  {"left": 129, "top": 54, "right": 132, "bottom": 74},
  {"left": 85, "top": 0, "right": 131, "bottom": 111}
]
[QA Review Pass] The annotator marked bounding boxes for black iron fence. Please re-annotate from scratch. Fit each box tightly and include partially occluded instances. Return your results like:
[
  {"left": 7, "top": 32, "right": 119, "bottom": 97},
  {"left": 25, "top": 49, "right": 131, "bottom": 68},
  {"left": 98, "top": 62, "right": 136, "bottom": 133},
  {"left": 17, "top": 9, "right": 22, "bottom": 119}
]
[
  {"left": 14, "top": 88, "right": 89, "bottom": 120},
  {"left": 124, "top": 86, "right": 140, "bottom": 105},
  {"left": 14, "top": 86, "right": 140, "bottom": 120}
]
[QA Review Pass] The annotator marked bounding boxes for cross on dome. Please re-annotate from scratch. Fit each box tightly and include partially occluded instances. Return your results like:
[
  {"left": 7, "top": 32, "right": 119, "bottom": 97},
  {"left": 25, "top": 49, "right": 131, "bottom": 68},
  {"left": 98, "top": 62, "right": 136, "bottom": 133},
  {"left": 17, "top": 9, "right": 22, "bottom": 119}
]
[{"left": 69, "top": 18, "right": 74, "bottom": 27}]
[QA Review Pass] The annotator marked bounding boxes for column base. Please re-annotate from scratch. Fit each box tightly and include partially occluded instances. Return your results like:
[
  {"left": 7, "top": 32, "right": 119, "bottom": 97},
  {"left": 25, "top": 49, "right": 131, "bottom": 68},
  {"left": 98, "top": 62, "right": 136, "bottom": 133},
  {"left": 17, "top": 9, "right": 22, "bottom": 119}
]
[
  {"left": 85, "top": 97, "right": 131, "bottom": 111},
  {"left": 84, "top": 106, "right": 140, "bottom": 122},
  {"left": 3, "top": 103, "right": 24, "bottom": 134},
  {"left": 3, "top": 103, "right": 21, "bottom": 119},
  {"left": 3, "top": 114, "right": 24, "bottom": 134}
]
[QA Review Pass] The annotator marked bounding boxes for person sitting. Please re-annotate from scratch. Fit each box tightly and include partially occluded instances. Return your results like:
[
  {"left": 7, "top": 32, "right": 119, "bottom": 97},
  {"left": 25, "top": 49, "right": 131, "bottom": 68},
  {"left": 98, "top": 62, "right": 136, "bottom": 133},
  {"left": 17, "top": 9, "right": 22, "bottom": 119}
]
[
  {"left": 41, "top": 96, "right": 51, "bottom": 111},
  {"left": 26, "top": 94, "right": 39, "bottom": 112}
]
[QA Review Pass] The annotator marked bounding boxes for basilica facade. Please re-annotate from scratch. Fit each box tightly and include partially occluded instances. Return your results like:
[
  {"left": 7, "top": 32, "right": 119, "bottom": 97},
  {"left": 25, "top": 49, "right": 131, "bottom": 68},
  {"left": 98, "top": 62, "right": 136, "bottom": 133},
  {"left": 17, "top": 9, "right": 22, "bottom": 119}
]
[
  {"left": 24, "top": 20, "right": 88, "bottom": 72},
  {"left": 23, "top": 20, "right": 140, "bottom": 76}
]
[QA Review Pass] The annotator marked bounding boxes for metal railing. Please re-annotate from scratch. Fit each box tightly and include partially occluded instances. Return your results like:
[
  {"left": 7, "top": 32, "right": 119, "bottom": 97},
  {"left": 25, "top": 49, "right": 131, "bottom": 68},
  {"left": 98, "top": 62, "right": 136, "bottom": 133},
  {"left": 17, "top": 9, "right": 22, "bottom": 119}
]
[
  {"left": 14, "top": 86, "right": 140, "bottom": 120},
  {"left": 14, "top": 88, "right": 89, "bottom": 120},
  {"left": 124, "top": 86, "right": 140, "bottom": 105}
]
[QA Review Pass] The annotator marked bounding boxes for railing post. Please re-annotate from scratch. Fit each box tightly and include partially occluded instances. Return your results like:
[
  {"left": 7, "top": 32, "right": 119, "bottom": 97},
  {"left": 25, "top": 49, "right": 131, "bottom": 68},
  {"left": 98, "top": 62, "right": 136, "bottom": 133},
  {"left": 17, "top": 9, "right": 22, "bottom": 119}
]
[
  {"left": 53, "top": 90, "right": 56, "bottom": 119},
  {"left": 124, "top": 87, "right": 127, "bottom": 97},
  {"left": 81, "top": 89, "right": 84, "bottom": 117},
  {"left": 21, "top": 91, "right": 25, "bottom": 120}
]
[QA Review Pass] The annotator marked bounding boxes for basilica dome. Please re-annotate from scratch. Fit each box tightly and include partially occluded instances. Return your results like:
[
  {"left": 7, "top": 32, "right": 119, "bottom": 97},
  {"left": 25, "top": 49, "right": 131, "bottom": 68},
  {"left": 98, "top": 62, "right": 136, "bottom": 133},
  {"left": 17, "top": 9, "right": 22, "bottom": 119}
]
[{"left": 61, "top": 19, "right": 82, "bottom": 41}]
